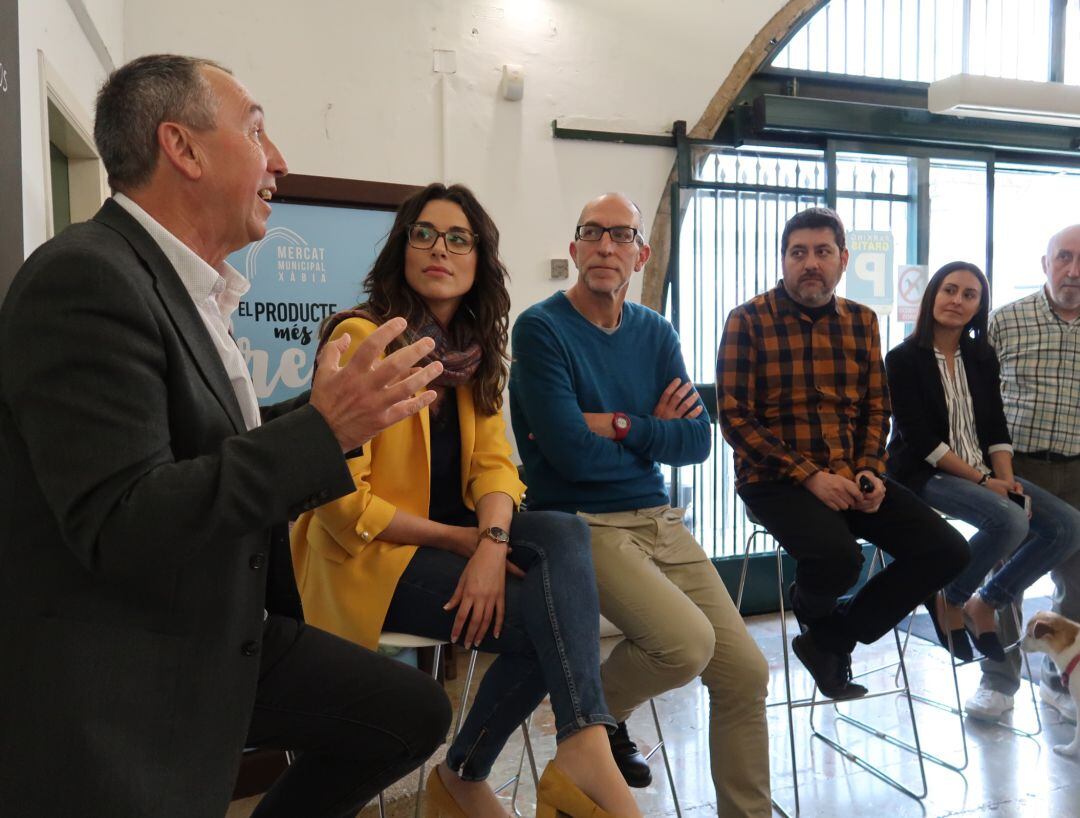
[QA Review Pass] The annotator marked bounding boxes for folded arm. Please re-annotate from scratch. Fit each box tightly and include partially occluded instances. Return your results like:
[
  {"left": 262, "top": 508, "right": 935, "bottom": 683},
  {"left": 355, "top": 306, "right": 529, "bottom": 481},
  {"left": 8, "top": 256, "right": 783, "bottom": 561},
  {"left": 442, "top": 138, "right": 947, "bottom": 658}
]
[{"left": 511, "top": 315, "right": 648, "bottom": 482}]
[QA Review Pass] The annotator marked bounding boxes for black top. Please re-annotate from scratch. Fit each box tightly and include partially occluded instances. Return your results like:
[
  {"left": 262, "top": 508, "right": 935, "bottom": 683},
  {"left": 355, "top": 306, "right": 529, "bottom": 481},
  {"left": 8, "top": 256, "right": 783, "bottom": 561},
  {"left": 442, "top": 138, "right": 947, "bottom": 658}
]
[
  {"left": 428, "top": 392, "right": 476, "bottom": 527},
  {"left": 884, "top": 335, "right": 1012, "bottom": 490},
  {"left": 795, "top": 299, "right": 835, "bottom": 322}
]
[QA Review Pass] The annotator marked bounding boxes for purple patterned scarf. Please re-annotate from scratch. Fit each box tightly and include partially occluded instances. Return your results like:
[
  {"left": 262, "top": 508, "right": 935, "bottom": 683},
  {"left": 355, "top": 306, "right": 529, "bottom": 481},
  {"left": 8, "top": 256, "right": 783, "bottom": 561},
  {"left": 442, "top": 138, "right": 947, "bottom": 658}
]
[{"left": 316, "top": 306, "right": 481, "bottom": 413}]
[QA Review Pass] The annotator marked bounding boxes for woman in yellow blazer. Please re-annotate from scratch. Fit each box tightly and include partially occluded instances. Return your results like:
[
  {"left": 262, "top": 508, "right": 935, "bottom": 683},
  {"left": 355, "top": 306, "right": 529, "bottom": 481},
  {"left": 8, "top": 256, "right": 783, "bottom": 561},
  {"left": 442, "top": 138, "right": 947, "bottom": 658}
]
[{"left": 291, "top": 183, "right": 641, "bottom": 818}]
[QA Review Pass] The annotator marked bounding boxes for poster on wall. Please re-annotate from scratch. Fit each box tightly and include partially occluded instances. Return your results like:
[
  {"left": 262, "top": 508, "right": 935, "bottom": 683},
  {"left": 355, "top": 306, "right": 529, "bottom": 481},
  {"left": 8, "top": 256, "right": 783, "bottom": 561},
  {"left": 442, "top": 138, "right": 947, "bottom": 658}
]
[
  {"left": 845, "top": 230, "right": 894, "bottom": 315},
  {"left": 0, "top": 0, "right": 22, "bottom": 302},
  {"left": 227, "top": 202, "right": 395, "bottom": 405},
  {"left": 896, "top": 264, "right": 928, "bottom": 322}
]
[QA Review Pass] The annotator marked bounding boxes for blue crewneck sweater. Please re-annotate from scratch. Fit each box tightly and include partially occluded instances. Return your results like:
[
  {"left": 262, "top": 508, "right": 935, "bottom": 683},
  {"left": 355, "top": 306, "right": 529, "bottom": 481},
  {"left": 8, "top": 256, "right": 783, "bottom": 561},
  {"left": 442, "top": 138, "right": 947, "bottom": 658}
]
[{"left": 509, "top": 292, "right": 711, "bottom": 513}]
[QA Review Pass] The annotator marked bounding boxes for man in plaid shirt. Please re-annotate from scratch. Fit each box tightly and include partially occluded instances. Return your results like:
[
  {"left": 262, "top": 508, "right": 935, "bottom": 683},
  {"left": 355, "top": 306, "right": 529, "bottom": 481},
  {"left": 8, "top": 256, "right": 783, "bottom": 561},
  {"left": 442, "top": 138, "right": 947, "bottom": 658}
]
[
  {"left": 965, "top": 223, "right": 1080, "bottom": 723},
  {"left": 717, "top": 207, "right": 969, "bottom": 700}
]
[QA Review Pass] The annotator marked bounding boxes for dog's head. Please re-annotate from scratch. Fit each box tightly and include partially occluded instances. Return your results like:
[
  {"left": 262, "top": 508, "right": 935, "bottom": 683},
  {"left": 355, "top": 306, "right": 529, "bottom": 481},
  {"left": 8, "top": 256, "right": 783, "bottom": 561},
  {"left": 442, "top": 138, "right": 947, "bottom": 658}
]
[{"left": 1022, "top": 611, "right": 1080, "bottom": 659}]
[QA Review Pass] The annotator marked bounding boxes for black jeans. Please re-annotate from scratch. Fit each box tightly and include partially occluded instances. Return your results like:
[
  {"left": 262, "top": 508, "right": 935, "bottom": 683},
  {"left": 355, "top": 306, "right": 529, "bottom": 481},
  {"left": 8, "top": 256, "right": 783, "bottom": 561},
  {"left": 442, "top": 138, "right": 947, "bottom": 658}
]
[
  {"left": 739, "top": 477, "right": 969, "bottom": 654},
  {"left": 244, "top": 615, "right": 452, "bottom": 818}
]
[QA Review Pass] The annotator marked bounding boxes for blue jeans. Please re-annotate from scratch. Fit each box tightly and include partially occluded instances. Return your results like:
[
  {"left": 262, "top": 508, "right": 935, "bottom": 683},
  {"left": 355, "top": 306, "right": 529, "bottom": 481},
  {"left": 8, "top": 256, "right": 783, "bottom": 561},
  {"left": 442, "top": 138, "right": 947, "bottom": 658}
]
[
  {"left": 918, "top": 472, "right": 1080, "bottom": 609},
  {"left": 381, "top": 510, "right": 614, "bottom": 781}
]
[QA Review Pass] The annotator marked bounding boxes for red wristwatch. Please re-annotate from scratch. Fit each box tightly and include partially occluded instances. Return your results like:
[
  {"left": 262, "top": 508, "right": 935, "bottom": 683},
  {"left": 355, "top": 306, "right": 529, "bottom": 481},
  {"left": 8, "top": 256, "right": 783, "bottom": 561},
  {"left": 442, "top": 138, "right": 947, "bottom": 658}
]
[{"left": 612, "top": 412, "right": 631, "bottom": 442}]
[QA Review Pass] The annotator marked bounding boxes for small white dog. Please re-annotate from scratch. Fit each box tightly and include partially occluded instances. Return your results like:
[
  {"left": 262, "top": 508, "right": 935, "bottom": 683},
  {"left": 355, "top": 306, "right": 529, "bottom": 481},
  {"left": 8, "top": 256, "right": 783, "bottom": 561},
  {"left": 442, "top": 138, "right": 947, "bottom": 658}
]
[{"left": 1022, "top": 611, "right": 1080, "bottom": 758}]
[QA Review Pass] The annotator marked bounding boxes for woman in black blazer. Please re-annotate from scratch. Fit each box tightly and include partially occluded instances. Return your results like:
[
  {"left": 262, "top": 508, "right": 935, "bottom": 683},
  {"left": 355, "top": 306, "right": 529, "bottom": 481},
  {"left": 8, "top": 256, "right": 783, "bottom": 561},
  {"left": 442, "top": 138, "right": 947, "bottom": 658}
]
[{"left": 886, "top": 261, "right": 1080, "bottom": 665}]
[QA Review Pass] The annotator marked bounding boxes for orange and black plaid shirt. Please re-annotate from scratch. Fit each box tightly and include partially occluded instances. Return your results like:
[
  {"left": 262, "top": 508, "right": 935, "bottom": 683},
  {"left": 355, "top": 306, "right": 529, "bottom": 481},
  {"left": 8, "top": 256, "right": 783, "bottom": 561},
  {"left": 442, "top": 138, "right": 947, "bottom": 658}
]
[{"left": 716, "top": 283, "right": 891, "bottom": 488}]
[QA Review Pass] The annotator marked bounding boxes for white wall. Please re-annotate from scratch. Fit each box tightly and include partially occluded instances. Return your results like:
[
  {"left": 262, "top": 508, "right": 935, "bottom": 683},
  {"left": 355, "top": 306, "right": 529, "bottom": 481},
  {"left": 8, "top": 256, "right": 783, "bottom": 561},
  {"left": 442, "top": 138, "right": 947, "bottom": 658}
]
[
  {"left": 124, "top": 0, "right": 786, "bottom": 319},
  {"left": 19, "top": 0, "right": 122, "bottom": 254}
]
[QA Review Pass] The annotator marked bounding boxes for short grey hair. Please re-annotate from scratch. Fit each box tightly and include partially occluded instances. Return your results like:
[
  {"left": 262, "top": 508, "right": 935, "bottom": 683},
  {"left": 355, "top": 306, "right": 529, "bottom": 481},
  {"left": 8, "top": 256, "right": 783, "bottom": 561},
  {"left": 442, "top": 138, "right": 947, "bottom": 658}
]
[{"left": 94, "top": 54, "right": 229, "bottom": 192}]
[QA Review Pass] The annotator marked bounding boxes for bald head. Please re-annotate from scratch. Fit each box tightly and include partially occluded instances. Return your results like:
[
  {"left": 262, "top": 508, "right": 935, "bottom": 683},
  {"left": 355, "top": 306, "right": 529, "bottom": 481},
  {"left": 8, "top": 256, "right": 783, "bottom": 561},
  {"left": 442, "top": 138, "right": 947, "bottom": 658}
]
[
  {"left": 1042, "top": 224, "right": 1080, "bottom": 319},
  {"left": 578, "top": 193, "right": 646, "bottom": 239},
  {"left": 1046, "top": 224, "right": 1080, "bottom": 259}
]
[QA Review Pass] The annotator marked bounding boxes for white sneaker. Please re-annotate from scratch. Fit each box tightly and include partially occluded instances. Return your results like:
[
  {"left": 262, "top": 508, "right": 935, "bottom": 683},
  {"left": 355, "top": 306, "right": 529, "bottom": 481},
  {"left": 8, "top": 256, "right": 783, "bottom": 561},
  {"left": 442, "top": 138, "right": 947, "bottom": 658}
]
[
  {"left": 965, "top": 684, "right": 1014, "bottom": 720},
  {"left": 1040, "top": 680, "right": 1078, "bottom": 724}
]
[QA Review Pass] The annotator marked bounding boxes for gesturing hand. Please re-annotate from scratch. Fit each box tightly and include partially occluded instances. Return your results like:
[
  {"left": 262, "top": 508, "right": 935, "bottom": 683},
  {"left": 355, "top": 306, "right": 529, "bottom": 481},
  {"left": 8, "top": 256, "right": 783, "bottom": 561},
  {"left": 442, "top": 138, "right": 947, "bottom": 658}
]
[
  {"left": 653, "top": 378, "right": 703, "bottom": 420},
  {"left": 444, "top": 540, "right": 510, "bottom": 648},
  {"left": 804, "top": 470, "right": 864, "bottom": 511},
  {"left": 309, "top": 317, "right": 443, "bottom": 452}
]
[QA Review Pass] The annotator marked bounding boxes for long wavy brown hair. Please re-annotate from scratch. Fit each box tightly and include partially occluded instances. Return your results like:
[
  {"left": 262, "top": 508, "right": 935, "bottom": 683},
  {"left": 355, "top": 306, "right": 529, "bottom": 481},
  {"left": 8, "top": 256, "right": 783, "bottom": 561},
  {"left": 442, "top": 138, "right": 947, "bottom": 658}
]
[{"left": 361, "top": 183, "right": 511, "bottom": 415}]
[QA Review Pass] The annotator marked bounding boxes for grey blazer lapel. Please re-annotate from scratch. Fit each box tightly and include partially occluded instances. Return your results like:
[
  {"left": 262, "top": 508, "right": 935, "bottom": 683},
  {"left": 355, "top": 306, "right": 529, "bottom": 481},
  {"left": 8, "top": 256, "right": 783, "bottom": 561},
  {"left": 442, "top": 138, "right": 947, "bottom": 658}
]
[{"left": 94, "top": 200, "right": 248, "bottom": 435}]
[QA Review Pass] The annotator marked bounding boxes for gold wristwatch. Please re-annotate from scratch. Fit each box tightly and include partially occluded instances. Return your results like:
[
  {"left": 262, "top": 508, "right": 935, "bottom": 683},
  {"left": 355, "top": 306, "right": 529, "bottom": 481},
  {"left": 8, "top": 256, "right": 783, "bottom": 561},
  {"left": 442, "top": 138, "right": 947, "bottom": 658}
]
[{"left": 479, "top": 526, "right": 510, "bottom": 545}]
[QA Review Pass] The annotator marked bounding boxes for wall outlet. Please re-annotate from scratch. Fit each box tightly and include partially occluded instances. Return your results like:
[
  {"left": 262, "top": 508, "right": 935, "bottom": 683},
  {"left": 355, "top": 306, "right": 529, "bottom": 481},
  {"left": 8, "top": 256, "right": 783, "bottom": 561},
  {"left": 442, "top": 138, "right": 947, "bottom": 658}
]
[{"left": 550, "top": 259, "right": 569, "bottom": 280}]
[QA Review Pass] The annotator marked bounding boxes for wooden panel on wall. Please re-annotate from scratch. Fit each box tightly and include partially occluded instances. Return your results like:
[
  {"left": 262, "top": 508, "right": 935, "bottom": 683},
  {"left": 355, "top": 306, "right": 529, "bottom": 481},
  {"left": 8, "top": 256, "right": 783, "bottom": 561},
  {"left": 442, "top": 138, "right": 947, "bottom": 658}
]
[{"left": 0, "top": 0, "right": 21, "bottom": 303}]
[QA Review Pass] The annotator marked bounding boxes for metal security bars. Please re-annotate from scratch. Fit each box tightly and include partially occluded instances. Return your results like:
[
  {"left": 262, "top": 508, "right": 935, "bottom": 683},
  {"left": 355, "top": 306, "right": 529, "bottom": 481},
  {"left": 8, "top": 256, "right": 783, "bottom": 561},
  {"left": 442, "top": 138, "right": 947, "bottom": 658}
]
[
  {"left": 670, "top": 146, "right": 827, "bottom": 560},
  {"left": 669, "top": 144, "right": 928, "bottom": 558},
  {"left": 772, "top": 0, "right": 1062, "bottom": 83}
]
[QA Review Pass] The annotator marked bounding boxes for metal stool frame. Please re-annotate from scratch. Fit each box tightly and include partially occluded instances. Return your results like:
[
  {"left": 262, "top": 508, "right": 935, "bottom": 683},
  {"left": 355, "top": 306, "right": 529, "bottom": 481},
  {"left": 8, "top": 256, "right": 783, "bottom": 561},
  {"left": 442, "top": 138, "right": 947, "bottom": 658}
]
[
  {"left": 867, "top": 591, "right": 1044, "bottom": 775},
  {"left": 375, "top": 634, "right": 538, "bottom": 818},
  {"left": 645, "top": 697, "right": 682, "bottom": 817},
  {"left": 736, "top": 535, "right": 929, "bottom": 817}
]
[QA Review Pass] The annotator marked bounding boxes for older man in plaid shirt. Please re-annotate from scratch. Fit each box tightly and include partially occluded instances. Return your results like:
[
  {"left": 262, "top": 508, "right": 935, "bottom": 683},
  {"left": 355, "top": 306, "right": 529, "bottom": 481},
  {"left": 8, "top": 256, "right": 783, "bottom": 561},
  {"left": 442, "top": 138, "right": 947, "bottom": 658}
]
[
  {"left": 717, "top": 207, "right": 969, "bottom": 700},
  {"left": 965, "top": 223, "right": 1080, "bottom": 722}
]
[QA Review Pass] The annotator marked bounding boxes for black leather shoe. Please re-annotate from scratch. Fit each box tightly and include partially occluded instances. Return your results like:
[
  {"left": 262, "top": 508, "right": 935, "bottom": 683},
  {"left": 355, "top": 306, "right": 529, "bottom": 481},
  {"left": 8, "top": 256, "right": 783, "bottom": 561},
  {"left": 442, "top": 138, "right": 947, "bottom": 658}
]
[
  {"left": 924, "top": 594, "right": 974, "bottom": 662},
  {"left": 608, "top": 721, "right": 652, "bottom": 788},
  {"left": 792, "top": 633, "right": 868, "bottom": 701},
  {"left": 963, "top": 613, "right": 1007, "bottom": 662}
]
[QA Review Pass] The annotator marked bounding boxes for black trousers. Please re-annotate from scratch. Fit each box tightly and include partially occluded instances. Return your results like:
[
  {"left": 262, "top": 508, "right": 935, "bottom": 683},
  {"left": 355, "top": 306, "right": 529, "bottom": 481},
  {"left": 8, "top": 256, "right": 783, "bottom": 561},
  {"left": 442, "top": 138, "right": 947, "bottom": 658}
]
[
  {"left": 739, "top": 477, "right": 969, "bottom": 654},
  {"left": 244, "top": 616, "right": 452, "bottom": 818}
]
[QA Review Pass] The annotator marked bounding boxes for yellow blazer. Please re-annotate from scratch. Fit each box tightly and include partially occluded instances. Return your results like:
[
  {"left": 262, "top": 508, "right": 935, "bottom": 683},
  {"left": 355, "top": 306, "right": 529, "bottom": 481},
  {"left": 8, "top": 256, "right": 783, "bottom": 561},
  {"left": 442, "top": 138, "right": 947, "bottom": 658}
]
[{"left": 291, "top": 317, "right": 526, "bottom": 649}]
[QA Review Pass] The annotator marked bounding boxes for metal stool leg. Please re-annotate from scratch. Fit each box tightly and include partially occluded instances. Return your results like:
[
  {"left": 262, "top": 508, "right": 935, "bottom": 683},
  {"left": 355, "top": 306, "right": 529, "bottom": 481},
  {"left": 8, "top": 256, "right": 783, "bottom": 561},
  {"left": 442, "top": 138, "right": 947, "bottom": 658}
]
[
  {"left": 857, "top": 553, "right": 972, "bottom": 773},
  {"left": 769, "top": 545, "right": 931, "bottom": 813},
  {"left": 507, "top": 715, "right": 539, "bottom": 817},
  {"left": 807, "top": 549, "right": 928, "bottom": 802},
  {"left": 892, "top": 591, "right": 1042, "bottom": 744},
  {"left": 644, "top": 698, "right": 681, "bottom": 817},
  {"left": 411, "top": 644, "right": 443, "bottom": 818},
  {"left": 775, "top": 546, "right": 800, "bottom": 818},
  {"left": 997, "top": 599, "right": 1044, "bottom": 738},
  {"left": 452, "top": 650, "right": 480, "bottom": 739},
  {"left": 735, "top": 526, "right": 768, "bottom": 611},
  {"left": 737, "top": 529, "right": 797, "bottom": 817}
]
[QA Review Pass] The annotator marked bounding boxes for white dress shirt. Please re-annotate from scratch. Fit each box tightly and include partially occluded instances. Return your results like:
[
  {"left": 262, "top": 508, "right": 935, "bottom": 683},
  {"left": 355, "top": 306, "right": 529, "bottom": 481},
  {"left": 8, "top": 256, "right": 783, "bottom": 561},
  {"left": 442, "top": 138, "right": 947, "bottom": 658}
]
[
  {"left": 114, "top": 194, "right": 261, "bottom": 432},
  {"left": 924, "top": 347, "right": 1012, "bottom": 471}
]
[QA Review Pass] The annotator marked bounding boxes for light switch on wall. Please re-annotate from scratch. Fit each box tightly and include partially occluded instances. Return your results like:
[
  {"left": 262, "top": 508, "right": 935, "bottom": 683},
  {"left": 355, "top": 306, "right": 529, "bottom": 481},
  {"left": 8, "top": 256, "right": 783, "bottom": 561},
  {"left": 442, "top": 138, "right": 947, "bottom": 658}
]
[{"left": 432, "top": 49, "right": 457, "bottom": 74}]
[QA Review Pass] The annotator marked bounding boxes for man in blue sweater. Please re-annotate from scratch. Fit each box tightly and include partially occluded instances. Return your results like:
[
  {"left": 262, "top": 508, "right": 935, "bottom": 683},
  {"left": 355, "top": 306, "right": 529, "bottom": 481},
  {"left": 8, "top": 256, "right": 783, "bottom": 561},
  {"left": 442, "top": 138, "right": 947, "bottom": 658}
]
[{"left": 510, "top": 193, "right": 770, "bottom": 817}]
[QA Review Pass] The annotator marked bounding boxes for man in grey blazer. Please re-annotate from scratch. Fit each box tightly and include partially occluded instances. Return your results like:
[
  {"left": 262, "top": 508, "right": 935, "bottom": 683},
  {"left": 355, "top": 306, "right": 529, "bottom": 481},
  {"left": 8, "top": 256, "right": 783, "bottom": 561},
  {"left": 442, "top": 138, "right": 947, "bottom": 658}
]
[{"left": 0, "top": 55, "right": 451, "bottom": 818}]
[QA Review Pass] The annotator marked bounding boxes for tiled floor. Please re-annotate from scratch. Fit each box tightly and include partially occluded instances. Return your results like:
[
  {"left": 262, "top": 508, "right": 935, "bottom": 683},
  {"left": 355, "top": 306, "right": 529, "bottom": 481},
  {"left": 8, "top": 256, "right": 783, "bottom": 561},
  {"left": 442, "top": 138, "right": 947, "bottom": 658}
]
[{"left": 228, "top": 610, "right": 1080, "bottom": 817}]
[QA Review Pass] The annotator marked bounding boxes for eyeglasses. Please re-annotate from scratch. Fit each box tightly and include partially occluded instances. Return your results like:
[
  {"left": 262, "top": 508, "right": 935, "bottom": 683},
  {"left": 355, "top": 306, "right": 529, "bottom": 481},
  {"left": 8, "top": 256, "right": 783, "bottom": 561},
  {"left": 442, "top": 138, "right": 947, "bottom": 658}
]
[
  {"left": 575, "top": 224, "right": 641, "bottom": 244},
  {"left": 407, "top": 223, "right": 478, "bottom": 255}
]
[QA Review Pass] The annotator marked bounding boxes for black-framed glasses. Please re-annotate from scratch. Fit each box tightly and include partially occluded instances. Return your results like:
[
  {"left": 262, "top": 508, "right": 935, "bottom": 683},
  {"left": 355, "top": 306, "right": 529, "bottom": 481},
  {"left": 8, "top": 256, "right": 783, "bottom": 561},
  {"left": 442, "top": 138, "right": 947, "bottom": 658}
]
[
  {"left": 407, "top": 223, "right": 478, "bottom": 255},
  {"left": 575, "top": 224, "right": 641, "bottom": 244}
]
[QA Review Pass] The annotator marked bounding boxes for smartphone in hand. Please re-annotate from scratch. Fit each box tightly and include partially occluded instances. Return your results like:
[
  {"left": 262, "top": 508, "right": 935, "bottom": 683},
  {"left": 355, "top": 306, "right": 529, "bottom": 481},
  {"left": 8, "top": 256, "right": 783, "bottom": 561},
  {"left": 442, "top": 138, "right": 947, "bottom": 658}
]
[{"left": 1006, "top": 490, "right": 1032, "bottom": 514}]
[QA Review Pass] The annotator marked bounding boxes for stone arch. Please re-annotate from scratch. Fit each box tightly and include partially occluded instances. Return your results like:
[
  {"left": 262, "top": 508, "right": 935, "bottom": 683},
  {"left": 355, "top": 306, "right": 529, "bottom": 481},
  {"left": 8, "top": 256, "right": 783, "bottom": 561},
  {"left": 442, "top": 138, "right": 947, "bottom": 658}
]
[{"left": 639, "top": 0, "right": 826, "bottom": 311}]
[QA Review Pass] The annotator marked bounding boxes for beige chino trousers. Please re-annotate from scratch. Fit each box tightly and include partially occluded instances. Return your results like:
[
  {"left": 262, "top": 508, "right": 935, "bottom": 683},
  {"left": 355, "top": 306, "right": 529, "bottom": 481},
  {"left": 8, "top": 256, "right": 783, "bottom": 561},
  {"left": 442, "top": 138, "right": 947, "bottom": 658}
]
[{"left": 579, "top": 505, "right": 771, "bottom": 818}]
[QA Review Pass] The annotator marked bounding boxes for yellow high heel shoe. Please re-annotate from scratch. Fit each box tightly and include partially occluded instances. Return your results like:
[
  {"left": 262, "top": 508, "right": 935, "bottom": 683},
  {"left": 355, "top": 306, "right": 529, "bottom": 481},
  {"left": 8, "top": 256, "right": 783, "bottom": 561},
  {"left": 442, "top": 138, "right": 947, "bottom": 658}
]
[
  {"left": 535, "top": 762, "right": 617, "bottom": 818},
  {"left": 422, "top": 767, "right": 468, "bottom": 818}
]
